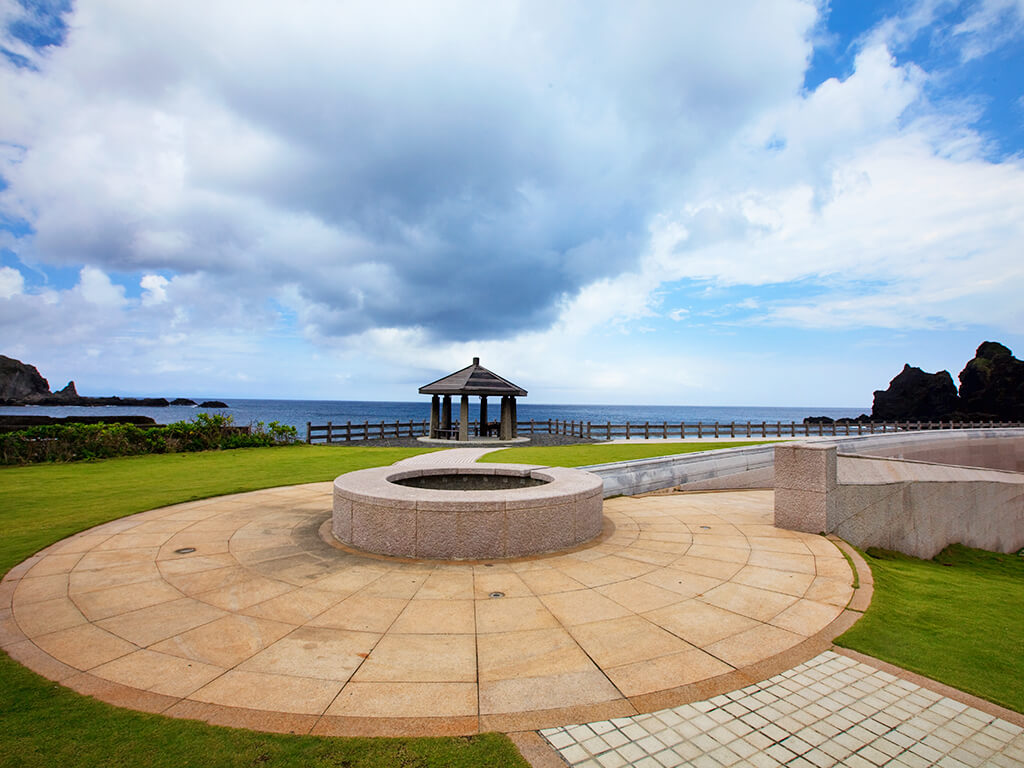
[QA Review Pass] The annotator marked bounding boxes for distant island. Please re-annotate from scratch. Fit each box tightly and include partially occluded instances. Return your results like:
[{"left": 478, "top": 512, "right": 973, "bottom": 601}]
[
  {"left": 0, "top": 355, "right": 229, "bottom": 409},
  {"left": 807, "top": 341, "right": 1024, "bottom": 424}
]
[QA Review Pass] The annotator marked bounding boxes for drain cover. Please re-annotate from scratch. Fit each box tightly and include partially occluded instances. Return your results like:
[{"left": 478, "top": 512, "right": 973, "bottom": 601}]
[
  {"left": 173, "top": 547, "right": 196, "bottom": 554},
  {"left": 488, "top": 591, "right": 505, "bottom": 598}
]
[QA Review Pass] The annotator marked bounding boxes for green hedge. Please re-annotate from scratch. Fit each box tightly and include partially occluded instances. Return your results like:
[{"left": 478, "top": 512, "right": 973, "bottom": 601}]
[{"left": 0, "top": 413, "right": 298, "bottom": 465}]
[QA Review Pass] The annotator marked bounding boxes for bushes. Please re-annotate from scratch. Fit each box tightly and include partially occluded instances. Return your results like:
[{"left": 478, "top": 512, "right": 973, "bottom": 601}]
[{"left": 0, "top": 414, "right": 298, "bottom": 465}]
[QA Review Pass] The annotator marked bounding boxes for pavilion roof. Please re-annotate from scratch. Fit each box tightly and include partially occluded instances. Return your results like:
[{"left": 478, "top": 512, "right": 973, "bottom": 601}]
[{"left": 419, "top": 358, "right": 527, "bottom": 397}]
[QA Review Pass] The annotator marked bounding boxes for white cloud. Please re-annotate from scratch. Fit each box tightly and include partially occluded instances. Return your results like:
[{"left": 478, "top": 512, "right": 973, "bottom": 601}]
[
  {"left": 0, "top": 266, "right": 24, "bottom": 298},
  {"left": 140, "top": 274, "right": 169, "bottom": 305}
]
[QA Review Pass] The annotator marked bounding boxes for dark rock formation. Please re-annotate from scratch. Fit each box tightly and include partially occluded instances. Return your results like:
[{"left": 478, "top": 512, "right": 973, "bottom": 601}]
[
  {"left": 871, "top": 364, "right": 960, "bottom": 421},
  {"left": 170, "top": 398, "right": 197, "bottom": 406},
  {"left": 199, "top": 401, "right": 229, "bottom": 408},
  {"left": 0, "top": 354, "right": 211, "bottom": 407},
  {"left": 0, "top": 355, "right": 51, "bottom": 400},
  {"left": 957, "top": 342, "right": 1024, "bottom": 420}
]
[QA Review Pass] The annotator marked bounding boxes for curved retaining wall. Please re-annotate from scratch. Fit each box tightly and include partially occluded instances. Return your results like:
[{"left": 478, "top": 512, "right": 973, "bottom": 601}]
[
  {"left": 775, "top": 442, "right": 1024, "bottom": 558},
  {"left": 333, "top": 463, "right": 604, "bottom": 560},
  {"left": 584, "top": 428, "right": 1024, "bottom": 497}
]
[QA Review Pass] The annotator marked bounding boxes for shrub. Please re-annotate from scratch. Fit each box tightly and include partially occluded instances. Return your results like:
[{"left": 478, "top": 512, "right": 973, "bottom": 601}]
[{"left": 0, "top": 414, "right": 298, "bottom": 465}]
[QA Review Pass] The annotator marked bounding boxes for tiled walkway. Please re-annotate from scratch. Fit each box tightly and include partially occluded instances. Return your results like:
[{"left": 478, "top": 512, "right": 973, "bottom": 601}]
[{"left": 539, "top": 650, "right": 1024, "bottom": 768}]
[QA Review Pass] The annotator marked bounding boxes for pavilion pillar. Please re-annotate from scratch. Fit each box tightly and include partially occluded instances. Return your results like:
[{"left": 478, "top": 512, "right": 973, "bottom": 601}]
[
  {"left": 459, "top": 395, "right": 469, "bottom": 441},
  {"left": 500, "top": 396, "right": 512, "bottom": 440},
  {"left": 479, "top": 396, "right": 488, "bottom": 437},
  {"left": 429, "top": 395, "right": 440, "bottom": 438},
  {"left": 511, "top": 396, "right": 518, "bottom": 437},
  {"left": 441, "top": 395, "right": 452, "bottom": 438}
]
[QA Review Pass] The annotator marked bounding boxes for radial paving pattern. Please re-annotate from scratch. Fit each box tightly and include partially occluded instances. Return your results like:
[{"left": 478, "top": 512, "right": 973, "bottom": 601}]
[{"left": 1, "top": 478, "right": 860, "bottom": 736}]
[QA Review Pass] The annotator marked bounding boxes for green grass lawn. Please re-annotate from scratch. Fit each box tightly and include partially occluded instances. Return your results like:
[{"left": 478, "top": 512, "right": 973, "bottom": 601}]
[
  {"left": 481, "top": 440, "right": 779, "bottom": 467},
  {"left": 835, "top": 545, "right": 1024, "bottom": 713},
  {"left": 0, "top": 445, "right": 529, "bottom": 768}
]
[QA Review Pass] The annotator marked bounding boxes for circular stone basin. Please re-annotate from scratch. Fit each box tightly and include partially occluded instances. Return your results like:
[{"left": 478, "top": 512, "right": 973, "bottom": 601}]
[{"left": 333, "top": 464, "right": 604, "bottom": 560}]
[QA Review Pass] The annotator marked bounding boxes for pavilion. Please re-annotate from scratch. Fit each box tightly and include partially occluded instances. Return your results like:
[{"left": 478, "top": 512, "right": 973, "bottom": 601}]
[{"left": 419, "top": 357, "right": 527, "bottom": 440}]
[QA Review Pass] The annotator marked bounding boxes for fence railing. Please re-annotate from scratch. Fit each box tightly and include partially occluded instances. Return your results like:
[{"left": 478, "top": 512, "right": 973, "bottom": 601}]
[{"left": 306, "top": 418, "right": 1024, "bottom": 444}]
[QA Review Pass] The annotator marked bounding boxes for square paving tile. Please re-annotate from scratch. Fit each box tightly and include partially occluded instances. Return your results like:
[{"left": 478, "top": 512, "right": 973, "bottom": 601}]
[
  {"left": 241, "top": 588, "right": 347, "bottom": 624},
  {"left": 643, "top": 600, "right": 761, "bottom": 648},
  {"left": 477, "top": 627, "right": 598, "bottom": 681},
  {"left": 91, "top": 648, "right": 224, "bottom": 697},
  {"left": 391, "top": 598, "right": 476, "bottom": 634},
  {"left": 150, "top": 614, "right": 293, "bottom": 667},
  {"left": 33, "top": 623, "right": 138, "bottom": 670},
  {"left": 705, "top": 624, "right": 805, "bottom": 667},
  {"left": 476, "top": 596, "right": 560, "bottom": 633},
  {"left": 96, "top": 597, "right": 227, "bottom": 646},
  {"left": 350, "top": 633, "right": 476, "bottom": 683},
  {"left": 190, "top": 669, "right": 342, "bottom": 715},
  {"left": 239, "top": 626, "right": 379, "bottom": 681},
  {"left": 479, "top": 669, "right": 622, "bottom": 714},
  {"left": 540, "top": 590, "right": 633, "bottom": 625},
  {"left": 569, "top": 615, "right": 694, "bottom": 668},
  {"left": 71, "top": 581, "right": 184, "bottom": 621},
  {"left": 307, "top": 594, "right": 408, "bottom": 633},
  {"left": 329, "top": 681, "right": 478, "bottom": 718},
  {"left": 698, "top": 582, "right": 799, "bottom": 622}
]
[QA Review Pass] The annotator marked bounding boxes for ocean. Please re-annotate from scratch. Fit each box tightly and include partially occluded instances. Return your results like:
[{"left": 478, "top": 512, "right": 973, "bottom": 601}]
[{"left": 0, "top": 399, "right": 868, "bottom": 436}]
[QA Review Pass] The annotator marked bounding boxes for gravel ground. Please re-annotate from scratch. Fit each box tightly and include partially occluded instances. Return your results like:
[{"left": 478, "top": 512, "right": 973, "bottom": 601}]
[{"left": 312, "top": 432, "right": 602, "bottom": 448}]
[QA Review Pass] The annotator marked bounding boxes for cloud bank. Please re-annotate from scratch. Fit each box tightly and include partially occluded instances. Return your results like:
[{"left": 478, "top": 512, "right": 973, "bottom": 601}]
[{"left": 1, "top": 0, "right": 1022, "bottom": 403}]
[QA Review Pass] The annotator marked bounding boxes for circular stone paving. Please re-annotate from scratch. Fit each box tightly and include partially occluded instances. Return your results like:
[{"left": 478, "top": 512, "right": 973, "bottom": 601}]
[{"left": 0, "top": 483, "right": 861, "bottom": 737}]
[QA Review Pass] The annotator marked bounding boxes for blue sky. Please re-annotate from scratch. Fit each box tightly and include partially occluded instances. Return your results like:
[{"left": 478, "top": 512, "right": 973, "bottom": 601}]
[{"left": 1, "top": 0, "right": 1022, "bottom": 407}]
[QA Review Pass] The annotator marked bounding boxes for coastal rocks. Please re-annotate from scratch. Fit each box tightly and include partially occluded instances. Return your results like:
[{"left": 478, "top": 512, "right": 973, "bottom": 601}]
[
  {"left": 0, "top": 355, "right": 51, "bottom": 400},
  {"left": 872, "top": 365, "right": 959, "bottom": 421},
  {"left": 958, "top": 342, "right": 1024, "bottom": 421},
  {"left": 0, "top": 354, "right": 228, "bottom": 408}
]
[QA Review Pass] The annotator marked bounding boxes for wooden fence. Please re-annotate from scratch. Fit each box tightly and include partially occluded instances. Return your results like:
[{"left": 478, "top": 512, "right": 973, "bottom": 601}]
[{"left": 306, "top": 418, "right": 1024, "bottom": 444}]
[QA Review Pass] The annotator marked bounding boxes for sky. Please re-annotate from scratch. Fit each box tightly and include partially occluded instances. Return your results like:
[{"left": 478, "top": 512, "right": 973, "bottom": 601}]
[{"left": 1, "top": 0, "right": 1022, "bottom": 408}]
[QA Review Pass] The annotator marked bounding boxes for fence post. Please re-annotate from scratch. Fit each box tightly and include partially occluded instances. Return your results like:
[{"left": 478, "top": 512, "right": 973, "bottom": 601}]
[
  {"left": 762, "top": 421, "right": 767, "bottom": 437},
  {"left": 680, "top": 422, "right": 685, "bottom": 439},
  {"left": 745, "top": 421, "right": 751, "bottom": 438},
  {"left": 697, "top": 421, "right": 703, "bottom": 438},
  {"left": 607, "top": 422, "right": 612, "bottom": 440},
  {"left": 662, "top": 422, "right": 667, "bottom": 439},
  {"left": 326, "top": 421, "right": 333, "bottom": 444},
  {"left": 645, "top": 421, "right": 650, "bottom": 439},
  {"left": 306, "top": 422, "right": 312, "bottom": 444},
  {"left": 776, "top": 421, "right": 782, "bottom": 437},
  {"left": 626, "top": 421, "right": 631, "bottom": 440},
  {"left": 791, "top": 421, "right": 796, "bottom": 437}
]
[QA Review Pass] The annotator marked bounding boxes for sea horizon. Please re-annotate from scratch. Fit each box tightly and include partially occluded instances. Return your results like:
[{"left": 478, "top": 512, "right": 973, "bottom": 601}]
[{"left": 0, "top": 397, "right": 869, "bottom": 435}]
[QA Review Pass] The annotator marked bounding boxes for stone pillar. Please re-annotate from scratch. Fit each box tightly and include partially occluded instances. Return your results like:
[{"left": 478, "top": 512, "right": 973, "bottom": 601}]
[
  {"left": 441, "top": 395, "right": 452, "bottom": 438},
  {"left": 773, "top": 444, "right": 838, "bottom": 534},
  {"left": 511, "top": 397, "right": 518, "bottom": 437},
  {"left": 500, "top": 396, "right": 512, "bottom": 440},
  {"left": 459, "top": 395, "right": 469, "bottom": 442},
  {"left": 479, "top": 396, "right": 488, "bottom": 437},
  {"left": 429, "top": 395, "right": 439, "bottom": 438}
]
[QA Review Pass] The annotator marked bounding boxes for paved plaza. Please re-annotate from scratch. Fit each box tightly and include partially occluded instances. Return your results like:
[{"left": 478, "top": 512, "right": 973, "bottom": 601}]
[{"left": 1, "top": 447, "right": 1021, "bottom": 766}]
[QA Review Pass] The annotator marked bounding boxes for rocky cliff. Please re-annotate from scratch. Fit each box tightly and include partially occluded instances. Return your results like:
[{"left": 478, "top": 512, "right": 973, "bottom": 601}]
[
  {"left": 870, "top": 342, "right": 1024, "bottom": 421},
  {"left": 871, "top": 364, "right": 960, "bottom": 421},
  {"left": 0, "top": 355, "right": 227, "bottom": 408},
  {"left": 0, "top": 355, "right": 51, "bottom": 401},
  {"left": 958, "top": 341, "right": 1024, "bottom": 420}
]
